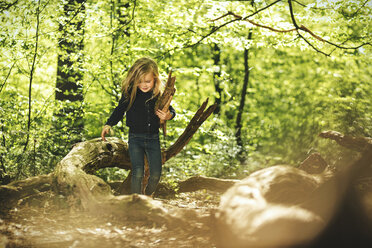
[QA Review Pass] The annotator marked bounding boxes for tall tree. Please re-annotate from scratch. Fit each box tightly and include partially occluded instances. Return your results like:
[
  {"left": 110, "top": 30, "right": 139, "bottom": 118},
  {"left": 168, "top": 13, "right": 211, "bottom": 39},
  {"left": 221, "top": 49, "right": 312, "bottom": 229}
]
[
  {"left": 110, "top": 0, "right": 131, "bottom": 90},
  {"left": 235, "top": 30, "right": 252, "bottom": 157},
  {"left": 212, "top": 43, "right": 222, "bottom": 114},
  {"left": 55, "top": 0, "right": 86, "bottom": 144},
  {"left": 24, "top": 0, "right": 41, "bottom": 152},
  {"left": 235, "top": 0, "right": 255, "bottom": 158}
]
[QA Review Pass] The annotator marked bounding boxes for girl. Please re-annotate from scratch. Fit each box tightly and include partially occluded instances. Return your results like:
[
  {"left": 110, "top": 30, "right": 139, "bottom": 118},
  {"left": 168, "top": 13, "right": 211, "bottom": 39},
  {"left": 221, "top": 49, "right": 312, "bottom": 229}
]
[{"left": 101, "top": 57, "right": 176, "bottom": 195}]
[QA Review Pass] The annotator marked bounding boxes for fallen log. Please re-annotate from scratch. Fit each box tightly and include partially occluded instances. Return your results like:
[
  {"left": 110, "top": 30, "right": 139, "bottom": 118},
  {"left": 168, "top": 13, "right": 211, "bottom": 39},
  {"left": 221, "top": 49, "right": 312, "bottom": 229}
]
[{"left": 0, "top": 99, "right": 216, "bottom": 212}]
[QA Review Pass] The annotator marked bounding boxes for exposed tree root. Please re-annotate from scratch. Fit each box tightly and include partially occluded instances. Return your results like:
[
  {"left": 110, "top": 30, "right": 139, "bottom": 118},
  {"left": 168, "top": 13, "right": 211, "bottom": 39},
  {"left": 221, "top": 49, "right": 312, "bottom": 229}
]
[{"left": 177, "top": 176, "right": 238, "bottom": 193}]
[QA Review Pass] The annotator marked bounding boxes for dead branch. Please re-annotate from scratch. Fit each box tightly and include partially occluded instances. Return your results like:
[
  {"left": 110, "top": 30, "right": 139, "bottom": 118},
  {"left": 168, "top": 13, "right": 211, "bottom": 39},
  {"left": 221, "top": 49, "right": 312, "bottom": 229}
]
[
  {"left": 164, "top": 98, "right": 217, "bottom": 161},
  {"left": 23, "top": 0, "right": 41, "bottom": 153},
  {"left": 319, "top": 131, "right": 372, "bottom": 152},
  {"left": 155, "top": 70, "right": 176, "bottom": 136}
]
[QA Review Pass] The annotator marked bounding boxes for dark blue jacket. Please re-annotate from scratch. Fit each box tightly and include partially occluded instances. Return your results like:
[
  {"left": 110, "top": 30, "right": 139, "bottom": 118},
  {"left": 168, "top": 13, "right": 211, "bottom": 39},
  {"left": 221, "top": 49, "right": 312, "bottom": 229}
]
[{"left": 105, "top": 89, "right": 176, "bottom": 134}]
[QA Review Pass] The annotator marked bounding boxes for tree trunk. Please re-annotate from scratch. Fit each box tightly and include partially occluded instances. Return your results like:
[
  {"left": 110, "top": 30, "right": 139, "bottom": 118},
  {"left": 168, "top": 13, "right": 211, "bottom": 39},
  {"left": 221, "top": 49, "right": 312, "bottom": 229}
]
[
  {"left": 23, "top": 0, "right": 40, "bottom": 153},
  {"left": 235, "top": 30, "right": 253, "bottom": 157},
  {"left": 109, "top": 0, "right": 131, "bottom": 90},
  {"left": 212, "top": 43, "right": 222, "bottom": 114},
  {"left": 54, "top": 0, "right": 86, "bottom": 144}
]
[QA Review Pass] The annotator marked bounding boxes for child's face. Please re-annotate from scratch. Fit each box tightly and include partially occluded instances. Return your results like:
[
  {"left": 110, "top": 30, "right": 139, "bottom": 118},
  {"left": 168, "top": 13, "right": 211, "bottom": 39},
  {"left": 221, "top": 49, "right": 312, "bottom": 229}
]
[{"left": 138, "top": 72, "right": 154, "bottom": 93}]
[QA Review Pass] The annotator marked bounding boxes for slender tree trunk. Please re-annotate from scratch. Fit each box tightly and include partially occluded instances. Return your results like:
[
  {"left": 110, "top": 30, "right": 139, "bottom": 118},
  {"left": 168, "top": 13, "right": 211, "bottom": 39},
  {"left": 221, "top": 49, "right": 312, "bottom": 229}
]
[
  {"left": 0, "top": 125, "right": 9, "bottom": 183},
  {"left": 55, "top": 0, "right": 86, "bottom": 144},
  {"left": 0, "top": 62, "right": 15, "bottom": 94},
  {"left": 23, "top": 0, "right": 40, "bottom": 152},
  {"left": 235, "top": 30, "right": 253, "bottom": 156},
  {"left": 212, "top": 43, "right": 222, "bottom": 114},
  {"left": 14, "top": 1, "right": 41, "bottom": 179}
]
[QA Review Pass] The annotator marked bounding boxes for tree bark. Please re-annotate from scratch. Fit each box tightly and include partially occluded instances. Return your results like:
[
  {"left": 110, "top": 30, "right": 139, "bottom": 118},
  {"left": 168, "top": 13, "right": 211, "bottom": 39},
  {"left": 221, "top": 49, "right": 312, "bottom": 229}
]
[
  {"left": 212, "top": 43, "right": 222, "bottom": 114},
  {"left": 235, "top": 30, "right": 253, "bottom": 157},
  {"left": 54, "top": 0, "right": 86, "bottom": 144},
  {"left": 23, "top": 0, "right": 40, "bottom": 153},
  {"left": 109, "top": 0, "right": 131, "bottom": 93},
  {"left": 165, "top": 99, "right": 216, "bottom": 161}
]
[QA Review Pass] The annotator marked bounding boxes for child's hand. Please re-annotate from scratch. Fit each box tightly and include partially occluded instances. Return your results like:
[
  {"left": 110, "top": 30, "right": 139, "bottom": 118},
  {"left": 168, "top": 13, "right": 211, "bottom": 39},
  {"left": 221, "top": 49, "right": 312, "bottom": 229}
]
[
  {"left": 101, "top": 125, "right": 111, "bottom": 141},
  {"left": 156, "top": 109, "right": 172, "bottom": 121}
]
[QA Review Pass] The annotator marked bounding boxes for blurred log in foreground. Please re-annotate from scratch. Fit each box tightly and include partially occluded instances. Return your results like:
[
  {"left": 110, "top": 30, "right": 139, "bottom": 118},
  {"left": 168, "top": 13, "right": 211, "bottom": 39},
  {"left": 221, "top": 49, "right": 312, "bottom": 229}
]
[{"left": 214, "top": 131, "right": 372, "bottom": 248}]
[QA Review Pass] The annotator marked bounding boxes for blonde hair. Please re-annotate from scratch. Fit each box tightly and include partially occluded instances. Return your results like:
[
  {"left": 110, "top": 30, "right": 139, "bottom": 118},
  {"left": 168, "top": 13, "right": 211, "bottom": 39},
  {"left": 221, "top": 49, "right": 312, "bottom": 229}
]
[{"left": 121, "top": 57, "right": 162, "bottom": 110}]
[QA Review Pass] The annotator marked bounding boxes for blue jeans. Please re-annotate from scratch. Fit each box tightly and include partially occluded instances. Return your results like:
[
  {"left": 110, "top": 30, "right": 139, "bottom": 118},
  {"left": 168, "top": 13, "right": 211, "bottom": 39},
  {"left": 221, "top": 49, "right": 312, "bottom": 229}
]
[{"left": 128, "top": 132, "right": 162, "bottom": 195}]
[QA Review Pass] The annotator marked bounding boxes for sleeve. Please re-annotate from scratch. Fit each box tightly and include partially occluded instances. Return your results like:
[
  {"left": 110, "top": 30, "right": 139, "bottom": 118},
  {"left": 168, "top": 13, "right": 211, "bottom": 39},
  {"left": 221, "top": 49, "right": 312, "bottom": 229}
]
[
  {"left": 105, "top": 93, "right": 129, "bottom": 126},
  {"left": 169, "top": 105, "right": 176, "bottom": 120}
]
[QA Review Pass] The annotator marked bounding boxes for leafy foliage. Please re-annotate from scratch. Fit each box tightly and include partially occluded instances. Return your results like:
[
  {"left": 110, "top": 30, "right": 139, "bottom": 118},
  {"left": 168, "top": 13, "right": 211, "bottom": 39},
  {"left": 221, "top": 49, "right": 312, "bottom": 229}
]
[{"left": 0, "top": 0, "right": 371, "bottom": 183}]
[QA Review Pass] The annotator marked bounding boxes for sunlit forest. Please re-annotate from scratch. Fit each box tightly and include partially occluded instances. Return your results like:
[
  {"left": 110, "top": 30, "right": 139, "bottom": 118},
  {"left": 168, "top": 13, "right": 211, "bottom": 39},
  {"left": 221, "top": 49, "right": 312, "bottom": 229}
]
[{"left": 0, "top": 0, "right": 371, "bottom": 247}]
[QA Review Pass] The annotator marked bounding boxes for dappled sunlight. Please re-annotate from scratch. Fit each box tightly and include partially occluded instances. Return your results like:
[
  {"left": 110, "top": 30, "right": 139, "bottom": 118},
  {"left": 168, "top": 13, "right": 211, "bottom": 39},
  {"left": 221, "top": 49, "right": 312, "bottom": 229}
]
[
  {"left": 0, "top": 0, "right": 371, "bottom": 247},
  {"left": 0, "top": 191, "right": 219, "bottom": 247}
]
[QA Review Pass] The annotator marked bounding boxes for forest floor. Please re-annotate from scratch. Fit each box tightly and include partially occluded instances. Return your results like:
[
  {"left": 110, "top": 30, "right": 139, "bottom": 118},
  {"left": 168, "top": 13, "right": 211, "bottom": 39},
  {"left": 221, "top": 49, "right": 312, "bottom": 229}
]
[{"left": 0, "top": 190, "right": 221, "bottom": 248}]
